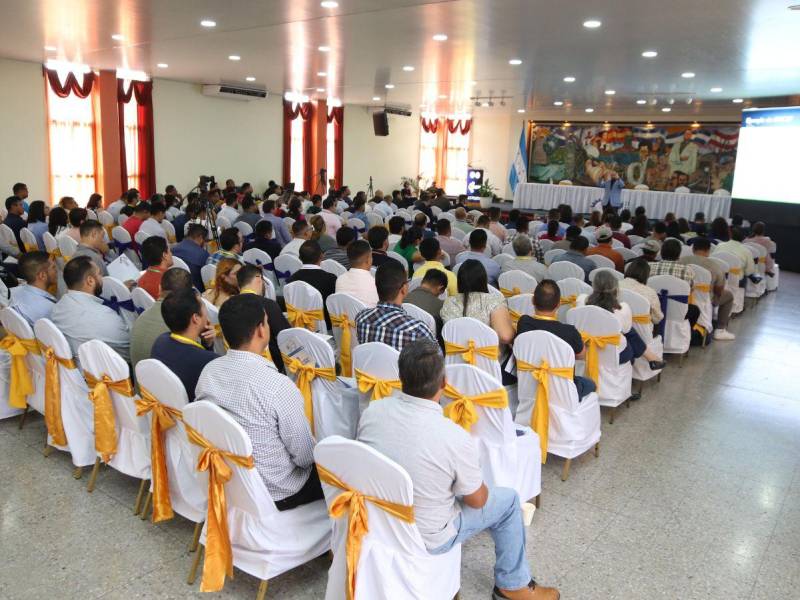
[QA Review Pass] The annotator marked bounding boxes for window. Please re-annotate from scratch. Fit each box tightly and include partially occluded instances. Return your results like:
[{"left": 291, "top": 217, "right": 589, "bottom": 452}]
[
  {"left": 418, "top": 126, "right": 439, "bottom": 189},
  {"left": 46, "top": 78, "right": 98, "bottom": 205},
  {"left": 418, "top": 117, "right": 471, "bottom": 193},
  {"left": 444, "top": 127, "right": 470, "bottom": 195},
  {"left": 290, "top": 117, "right": 305, "bottom": 188},
  {"left": 326, "top": 119, "right": 336, "bottom": 188},
  {"left": 123, "top": 96, "right": 141, "bottom": 191}
]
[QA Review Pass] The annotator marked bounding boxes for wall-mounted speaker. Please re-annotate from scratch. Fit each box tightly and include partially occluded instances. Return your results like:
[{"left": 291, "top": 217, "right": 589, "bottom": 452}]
[{"left": 373, "top": 111, "right": 389, "bottom": 136}]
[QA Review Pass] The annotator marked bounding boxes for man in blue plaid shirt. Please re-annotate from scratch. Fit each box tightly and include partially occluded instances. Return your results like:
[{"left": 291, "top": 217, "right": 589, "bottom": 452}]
[{"left": 356, "top": 260, "right": 435, "bottom": 351}]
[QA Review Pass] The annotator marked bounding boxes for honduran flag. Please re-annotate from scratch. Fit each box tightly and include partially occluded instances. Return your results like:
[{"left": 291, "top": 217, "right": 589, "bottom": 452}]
[{"left": 509, "top": 125, "right": 528, "bottom": 194}]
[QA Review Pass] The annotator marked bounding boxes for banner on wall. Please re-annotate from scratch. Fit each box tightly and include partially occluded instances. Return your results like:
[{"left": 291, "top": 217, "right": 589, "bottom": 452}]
[{"left": 527, "top": 123, "right": 739, "bottom": 193}]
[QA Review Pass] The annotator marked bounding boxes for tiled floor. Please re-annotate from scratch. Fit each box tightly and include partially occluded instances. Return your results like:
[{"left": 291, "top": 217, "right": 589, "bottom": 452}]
[{"left": 2, "top": 275, "right": 799, "bottom": 599}]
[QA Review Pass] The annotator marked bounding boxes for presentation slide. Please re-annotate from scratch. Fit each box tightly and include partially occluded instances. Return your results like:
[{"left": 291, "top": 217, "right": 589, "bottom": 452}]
[{"left": 732, "top": 106, "right": 800, "bottom": 203}]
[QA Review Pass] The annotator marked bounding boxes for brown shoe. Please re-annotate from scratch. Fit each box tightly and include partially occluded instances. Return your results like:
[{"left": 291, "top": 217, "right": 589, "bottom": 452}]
[{"left": 493, "top": 579, "right": 560, "bottom": 600}]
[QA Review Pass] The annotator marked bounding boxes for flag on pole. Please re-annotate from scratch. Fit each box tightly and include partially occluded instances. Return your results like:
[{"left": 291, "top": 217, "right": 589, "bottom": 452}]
[{"left": 509, "top": 124, "right": 528, "bottom": 194}]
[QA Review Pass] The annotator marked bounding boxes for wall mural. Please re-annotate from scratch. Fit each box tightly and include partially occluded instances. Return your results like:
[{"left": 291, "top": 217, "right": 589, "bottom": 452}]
[{"left": 527, "top": 123, "right": 739, "bottom": 193}]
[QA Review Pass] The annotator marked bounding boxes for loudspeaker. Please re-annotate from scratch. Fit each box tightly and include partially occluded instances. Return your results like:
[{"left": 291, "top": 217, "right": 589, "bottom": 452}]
[{"left": 373, "top": 111, "right": 389, "bottom": 136}]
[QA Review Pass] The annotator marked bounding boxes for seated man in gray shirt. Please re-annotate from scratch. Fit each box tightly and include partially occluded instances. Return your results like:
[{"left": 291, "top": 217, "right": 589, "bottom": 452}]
[
  {"left": 357, "top": 340, "right": 558, "bottom": 600},
  {"left": 550, "top": 235, "right": 595, "bottom": 282}
]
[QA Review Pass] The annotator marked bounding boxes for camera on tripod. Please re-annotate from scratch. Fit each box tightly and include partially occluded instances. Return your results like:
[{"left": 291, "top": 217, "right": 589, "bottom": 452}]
[{"left": 198, "top": 175, "right": 216, "bottom": 193}]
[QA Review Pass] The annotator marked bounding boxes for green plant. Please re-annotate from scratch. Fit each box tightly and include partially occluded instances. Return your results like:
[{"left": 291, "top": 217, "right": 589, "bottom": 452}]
[{"left": 477, "top": 179, "right": 497, "bottom": 197}]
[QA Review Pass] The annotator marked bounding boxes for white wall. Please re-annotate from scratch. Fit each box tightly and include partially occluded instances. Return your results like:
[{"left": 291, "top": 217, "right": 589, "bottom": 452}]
[
  {"left": 152, "top": 79, "right": 283, "bottom": 196},
  {"left": 0, "top": 59, "right": 49, "bottom": 201},
  {"left": 470, "top": 111, "right": 519, "bottom": 200}
]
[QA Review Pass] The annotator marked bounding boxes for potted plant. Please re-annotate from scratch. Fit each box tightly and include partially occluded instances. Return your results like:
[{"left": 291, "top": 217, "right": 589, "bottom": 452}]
[{"left": 477, "top": 179, "right": 497, "bottom": 209}]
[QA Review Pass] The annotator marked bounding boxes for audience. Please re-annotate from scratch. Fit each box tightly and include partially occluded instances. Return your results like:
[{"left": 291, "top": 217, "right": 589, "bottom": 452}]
[
  {"left": 9, "top": 251, "right": 57, "bottom": 326},
  {"left": 587, "top": 226, "right": 624, "bottom": 272},
  {"left": 235, "top": 195, "right": 262, "bottom": 229},
  {"left": 488, "top": 207, "right": 507, "bottom": 243},
  {"left": 679, "top": 237, "right": 735, "bottom": 340},
  {"left": 539, "top": 220, "right": 563, "bottom": 242},
  {"left": 609, "top": 215, "right": 631, "bottom": 248},
  {"left": 324, "top": 226, "right": 357, "bottom": 268},
  {"left": 640, "top": 239, "right": 661, "bottom": 262},
  {"left": 207, "top": 227, "right": 244, "bottom": 266},
  {"left": 289, "top": 240, "right": 338, "bottom": 328},
  {"left": 171, "top": 224, "right": 209, "bottom": 290},
  {"left": 202, "top": 257, "right": 241, "bottom": 308},
  {"left": 319, "top": 198, "right": 342, "bottom": 235},
  {"left": 387, "top": 215, "right": 406, "bottom": 246},
  {"left": 367, "top": 225, "right": 391, "bottom": 267},
  {"left": 455, "top": 229, "right": 500, "bottom": 285},
  {"left": 502, "top": 235, "right": 546, "bottom": 281},
  {"left": 139, "top": 202, "right": 167, "bottom": 238},
  {"left": 122, "top": 202, "right": 151, "bottom": 243},
  {"left": 413, "top": 237, "right": 457, "bottom": 295},
  {"left": 244, "top": 219, "right": 282, "bottom": 262},
  {"left": 25, "top": 200, "right": 48, "bottom": 250},
  {"left": 72, "top": 220, "right": 114, "bottom": 276},
  {"left": 550, "top": 236, "right": 594, "bottom": 282},
  {"left": 280, "top": 220, "right": 312, "bottom": 257},
  {"left": 137, "top": 236, "right": 173, "bottom": 298},
  {"left": 716, "top": 227, "right": 757, "bottom": 279},
  {"left": 747, "top": 222, "right": 774, "bottom": 275},
  {"left": 261, "top": 199, "right": 292, "bottom": 246},
  {"left": 453, "top": 207, "right": 474, "bottom": 235},
  {"left": 334, "top": 240, "right": 378, "bottom": 306},
  {"left": 2, "top": 196, "right": 26, "bottom": 252},
  {"left": 393, "top": 226, "right": 424, "bottom": 274},
  {"left": 474, "top": 215, "right": 502, "bottom": 255},
  {"left": 552, "top": 225, "right": 581, "bottom": 251},
  {"left": 435, "top": 219, "right": 465, "bottom": 259},
  {"left": 195, "top": 294, "right": 324, "bottom": 511},
  {"left": 11, "top": 182, "right": 30, "bottom": 212},
  {"left": 619, "top": 258, "right": 664, "bottom": 324},
  {"left": 404, "top": 268, "right": 447, "bottom": 335},
  {"left": 309, "top": 215, "right": 337, "bottom": 253}
]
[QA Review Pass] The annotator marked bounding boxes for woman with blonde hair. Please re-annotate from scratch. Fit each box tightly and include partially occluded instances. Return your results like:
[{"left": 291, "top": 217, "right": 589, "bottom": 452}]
[
  {"left": 202, "top": 257, "right": 242, "bottom": 308},
  {"left": 309, "top": 214, "right": 336, "bottom": 252}
]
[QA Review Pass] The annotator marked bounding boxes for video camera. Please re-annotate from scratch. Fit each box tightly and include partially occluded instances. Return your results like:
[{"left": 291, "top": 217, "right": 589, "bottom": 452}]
[{"left": 198, "top": 175, "right": 216, "bottom": 193}]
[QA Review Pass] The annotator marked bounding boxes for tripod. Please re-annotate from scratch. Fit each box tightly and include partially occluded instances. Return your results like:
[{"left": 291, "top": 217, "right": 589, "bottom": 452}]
[
  {"left": 367, "top": 176, "right": 374, "bottom": 199},
  {"left": 314, "top": 168, "right": 327, "bottom": 196}
]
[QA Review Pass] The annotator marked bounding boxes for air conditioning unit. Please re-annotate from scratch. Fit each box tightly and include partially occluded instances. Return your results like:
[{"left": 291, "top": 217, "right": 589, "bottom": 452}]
[{"left": 202, "top": 84, "right": 269, "bottom": 101}]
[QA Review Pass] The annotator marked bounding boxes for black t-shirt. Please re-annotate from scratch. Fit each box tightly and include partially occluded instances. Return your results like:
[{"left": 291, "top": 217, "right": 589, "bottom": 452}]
[{"left": 516, "top": 316, "right": 584, "bottom": 355}]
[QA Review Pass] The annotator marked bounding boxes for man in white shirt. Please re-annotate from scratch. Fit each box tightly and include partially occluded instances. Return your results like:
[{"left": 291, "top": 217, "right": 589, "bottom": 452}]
[
  {"left": 357, "top": 340, "right": 559, "bottom": 600},
  {"left": 373, "top": 190, "right": 396, "bottom": 220},
  {"left": 435, "top": 219, "right": 465, "bottom": 260},
  {"left": 9, "top": 251, "right": 57, "bottom": 327},
  {"left": 280, "top": 220, "right": 312, "bottom": 258},
  {"left": 455, "top": 229, "right": 501, "bottom": 285},
  {"left": 320, "top": 198, "right": 342, "bottom": 236},
  {"left": 138, "top": 201, "right": 168, "bottom": 239},
  {"left": 335, "top": 240, "right": 378, "bottom": 306},
  {"left": 50, "top": 256, "right": 131, "bottom": 362},
  {"left": 218, "top": 193, "right": 240, "bottom": 225},
  {"left": 472, "top": 215, "right": 502, "bottom": 256},
  {"left": 716, "top": 227, "right": 758, "bottom": 278}
]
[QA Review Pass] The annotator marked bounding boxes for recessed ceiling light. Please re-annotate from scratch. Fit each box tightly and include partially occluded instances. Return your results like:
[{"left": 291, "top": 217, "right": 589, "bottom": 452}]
[
  {"left": 316, "top": 88, "right": 326, "bottom": 92},
  {"left": 438, "top": 94, "right": 447, "bottom": 99},
  {"left": 320, "top": 1, "right": 339, "bottom": 7},
  {"left": 385, "top": 83, "right": 395, "bottom": 89},
  {"left": 710, "top": 87, "right": 723, "bottom": 93},
  {"left": 200, "top": 19, "right": 216, "bottom": 27},
  {"left": 111, "top": 34, "right": 124, "bottom": 41},
  {"left": 517, "top": 108, "right": 526, "bottom": 113},
  {"left": 553, "top": 101, "right": 564, "bottom": 106},
  {"left": 481, "top": 101, "right": 490, "bottom": 107},
  {"left": 432, "top": 34, "right": 448, "bottom": 41},
  {"left": 372, "top": 96, "right": 381, "bottom": 101},
  {"left": 585, "top": 107, "right": 594, "bottom": 113},
  {"left": 641, "top": 50, "right": 658, "bottom": 58},
  {"left": 228, "top": 55, "right": 241, "bottom": 61},
  {"left": 318, "top": 45, "right": 330, "bottom": 52},
  {"left": 563, "top": 76, "right": 576, "bottom": 83},
  {"left": 636, "top": 99, "right": 647, "bottom": 104},
  {"left": 681, "top": 72, "right": 695, "bottom": 78},
  {"left": 509, "top": 59, "right": 522, "bottom": 65},
  {"left": 246, "top": 76, "right": 256, "bottom": 82},
  {"left": 402, "top": 65, "right": 415, "bottom": 72},
  {"left": 732, "top": 98, "right": 744, "bottom": 103},
  {"left": 317, "top": 71, "right": 327, "bottom": 77},
  {"left": 661, "top": 107, "right": 672, "bottom": 112},
  {"left": 583, "top": 19, "right": 602, "bottom": 28},
  {"left": 44, "top": 45, "right": 57, "bottom": 51},
  {"left": 605, "top": 89, "right": 616, "bottom": 95},
  {"left": 788, "top": 3, "right": 800, "bottom": 9},
  {"left": 157, "top": 63, "right": 169, "bottom": 69}
]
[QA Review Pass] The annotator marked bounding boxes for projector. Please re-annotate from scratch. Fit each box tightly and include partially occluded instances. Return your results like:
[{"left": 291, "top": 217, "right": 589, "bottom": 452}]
[{"left": 384, "top": 105, "right": 412, "bottom": 117}]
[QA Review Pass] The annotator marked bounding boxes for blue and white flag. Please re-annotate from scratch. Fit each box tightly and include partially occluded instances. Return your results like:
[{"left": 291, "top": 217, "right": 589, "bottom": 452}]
[{"left": 509, "top": 125, "right": 528, "bottom": 194}]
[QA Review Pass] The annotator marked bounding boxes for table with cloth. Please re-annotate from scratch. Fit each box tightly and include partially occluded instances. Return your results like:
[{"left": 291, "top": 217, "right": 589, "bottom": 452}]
[{"left": 512, "top": 182, "right": 731, "bottom": 220}]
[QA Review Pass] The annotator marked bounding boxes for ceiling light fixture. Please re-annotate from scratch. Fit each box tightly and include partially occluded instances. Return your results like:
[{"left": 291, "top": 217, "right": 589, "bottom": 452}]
[
  {"left": 481, "top": 101, "right": 490, "bottom": 107},
  {"left": 246, "top": 76, "right": 256, "bottom": 82},
  {"left": 583, "top": 19, "right": 602, "bottom": 28},
  {"left": 585, "top": 108, "right": 594, "bottom": 113},
  {"left": 710, "top": 86, "right": 723, "bottom": 92},
  {"left": 317, "top": 71, "right": 327, "bottom": 77},
  {"left": 111, "top": 34, "right": 124, "bottom": 41},
  {"left": 402, "top": 65, "right": 415, "bottom": 72},
  {"left": 385, "top": 83, "right": 395, "bottom": 89},
  {"left": 316, "top": 87, "right": 326, "bottom": 92},
  {"left": 553, "top": 101, "right": 564, "bottom": 106},
  {"left": 318, "top": 45, "right": 330, "bottom": 52},
  {"left": 517, "top": 108, "right": 526, "bottom": 113},
  {"left": 157, "top": 63, "right": 169, "bottom": 69},
  {"left": 44, "top": 45, "right": 57, "bottom": 51},
  {"left": 563, "top": 76, "right": 576, "bottom": 83},
  {"left": 200, "top": 19, "right": 216, "bottom": 27},
  {"left": 228, "top": 55, "right": 241, "bottom": 61},
  {"left": 636, "top": 99, "right": 647, "bottom": 104},
  {"left": 788, "top": 3, "right": 800, "bottom": 9},
  {"left": 732, "top": 98, "right": 744, "bottom": 103},
  {"left": 432, "top": 34, "right": 448, "bottom": 41},
  {"left": 372, "top": 96, "right": 381, "bottom": 101},
  {"left": 641, "top": 50, "right": 658, "bottom": 58},
  {"left": 320, "top": 1, "right": 339, "bottom": 8},
  {"left": 509, "top": 59, "right": 522, "bottom": 65},
  {"left": 662, "top": 107, "right": 672, "bottom": 112},
  {"left": 605, "top": 89, "right": 616, "bottom": 95},
  {"left": 438, "top": 94, "right": 447, "bottom": 99},
  {"left": 681, "top": 72, "right": 695, "bottom": 78}
]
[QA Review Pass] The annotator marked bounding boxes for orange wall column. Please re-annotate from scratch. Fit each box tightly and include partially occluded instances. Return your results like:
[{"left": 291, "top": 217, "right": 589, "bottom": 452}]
[
  {"left": 310, "top": 99, "right": 328, "bottom": 195},
  {"left": 96, "top": 70, "right": 123, "bottom": 206}
]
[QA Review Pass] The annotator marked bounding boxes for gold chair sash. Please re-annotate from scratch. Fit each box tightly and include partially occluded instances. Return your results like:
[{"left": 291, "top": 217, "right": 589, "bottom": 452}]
[
  {"left": 729, "top": 267, "right": 742, "bottom": 276},
  {"left": 184, "top": 422, "right": 254, "bottom": 593},
  {"left": 103, "top": 224, "right": 114, "bottom": 239},
  {"left": 83, "top": 372, "right": 134, "bottom": 462},
  {"left": 631, "top": 313, "right": 651, "bottom": 324},
  {"left": 47, "top": 247, "right": 62, "bottom": 261},
  {"left": 23, "top": 242, "right": 39, "bottom": 253},
  {"left": 579, "top": 333, "right": 620, "bottom": 386},
  {"left": 443, "top": 340, "right": 499, "bottom": 366},
  {"left": 500, "top": 286, "right": 521, "bottom": 298},
  {"left": 0, "top": 334, "right": 40, "bottom": 409},
  {"left": 354, "top": 369, "right": 401, "bottom": 401},
  {"left": 559, "top": 294, "right": 577, "bottom": 307},
  {"left": 317, "top": 463, "right": 414, "bottom": 600},
  {"left": 330, "top": 313, "right": 354, "bottom": 376},
  {"left": 442, "top": 382, "right": 508, "bottom": 432},
  {"left": 286, "top": 303, "right": 325, "bottom": 331},
  {"left": 693, "top": 283, "right": 711, "bottom": 293},
  {"left": 508, "top": 309, "right": 522, "bottom": 326},
  {"left": 516, "top": 359, "right": 573, "bottom": 462},
  {"left": 135, "top": 387, "right": 183, "bottom": 523},
  {"left": 282, "top": 354, "right": 337, "bottom": 435},
  {"left": 40, "top": 343, "right": 76, "bottom": 447}
]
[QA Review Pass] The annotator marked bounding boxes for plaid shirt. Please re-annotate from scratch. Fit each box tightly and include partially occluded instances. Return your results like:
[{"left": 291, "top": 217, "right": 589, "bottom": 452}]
[
  {"left": 506, "top": 232, "right": 544, "bottom": 263},
  {"left": 356, "top": 302, "right": 435, "bottom": 351},
  {"left": 648, "top": 260, "right": 695, "bottom": 285},
  {"left": 206, "top": 249, "right": 243, "bottom": 266}
]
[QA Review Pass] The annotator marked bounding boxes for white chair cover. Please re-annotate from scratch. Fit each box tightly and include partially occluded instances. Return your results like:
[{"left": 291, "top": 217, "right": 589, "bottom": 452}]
[
  {"left": 506, "top": 293, "right": 534, "bottom": 325},
  {"left": 77, "top": 339, "right": 150, "bottom": 479},
  {"left": 543, "top": 248, "right": 566, "bottom": 266},
  {"left": 502, "top": 243, "right": 516, "bottom": 256},
  {"left": 242, "top": 248, "right": 279, "bottom": 290},
  {"left": 135, "top": 359, "right": 205, "bottom": 524},
  {"left": 284, "top": 281, "right": 327, "bottom": 334},
  {"left": 366, "top": 212, "right": 384, "bottom": 228},
  {"left": 111, "top": 225, "right": 141, "bottom": 268},
  {"left": 131, "top": 286, "right": 155, "bottom": 315},
  {"left": 679, "top": 245, "right": 694, "bottom": 259},
  {"left": 315, "top": 436, "right": 461, "bottom": 600},
  {"left": 566, "top": 305, "right": 632, "bottom": 408},
  {"left": 57, "top": 233, "right": 79, "bottom": 261},
  {"left": 744, "top": 243, "right": 766, "bottom": 298},
  {"left": 401, "top": 303, "right": 436, "bottom": 334},
  {"left": 0, "top": 310, "right": 19, "bottom": 419},
  {"left": 233, "top": 221, "right": 253, "bottom": 240},
  {"left": 647, "top": 275, "right": 690, "bottom": 354},
  {"left": 139, "top": 219, "right": 167, "bottom": 240},
  {"left": 442, "top": 317, "right": 502, "bottom": 381},
  {"left": 450, "top": 228, "right": 465, "bottom": 241},
  {"left": 712, "top": 250, "right": 744, "bottom": 314},
  {"left": 444, "top": 364, "right": 540, "bottom": 502},
  {"left": 352, "top": 342, "right": 400, "bottom": 414},
  {"left": 326, "top": 293, "right": 369, "bottom": 375},
  {"left": 348, "top": 218, "right": 367, "bottom": 234},
  {"left": 618, "top": 247, "right": 637, "bottom": 262},
  {"left": 1, "top": 307, "right": 45, "bottom": 415},
  {"left": 492, "top": 254, "right": 514, "bottom": 270},
  {"left": 321, "top": 259, "right": 347, "bottom": 277},
  {"left": 161, "top": 219, "right": 177, "bottom": 244},
  {"left": 201, "top": 299, "right": 227, "bottom": 355},
  {"left": 34, "top": 319, "right": 95, "bottom": 467},
  {"left": 183, "top": 401, "right": 330, "bottom": 582},
  {"left": 547, "top": 261, "right": 585, "bottom": 282},
  {"left": 619, "top": 288, "right": 664, "bottom": 382},
  {"left": 386, "top": 250, "right": 407, "bottom": 268},
  {"left": 118, "top": 214, "right": 128, "bottom": 226},
  {"left": 588, "top": 267, "right": 623, "bottom": 284},
  {"left": 587, "top": 254, "right": 616, "bottom": 270},
  {"left": 0, "top": 223, "right": 19, "bottom": 257},
  {"left": 134, "top": 230, "right": 150, "bottom": 247},
  {"left": 513, "top": 331, "right": 601, "bottom": 459},
  {"left": 273, "top": 254, "right": 303, "bottom": 290},
  {"left": 200, "top": 264, "right": 217, "bottom": 290},
  {"left": 169, "top": 256, "right": 191, "bottom": 273},
  {"left": 766, "top": 240, "right": 779, "bottom": 292},
  {"left": 20, "top": 227, "right": 39, "bottom": 252},
  {"left": 686, "top": 263, "right": 714, "bottom": 333},
  {"left": 498, "top": 270, "right": 537, "bottom": 296},
  {"left": 97, "top": 210, "right": 114, "bottom": 231},
  {"left": 538, "top": 239, "right": 555, "bottom": 253},
  {"left": 627, "top": 235, "right": 643, "bottom": 246},
  {"left": 556, "top": 277, "right": 592, "bottom": 322},
  {"left": 101, "top": 276, "right": 138, "bottom": 327},
  {"left": 277, "top": 328, "right": 359, "bottom": 440}
]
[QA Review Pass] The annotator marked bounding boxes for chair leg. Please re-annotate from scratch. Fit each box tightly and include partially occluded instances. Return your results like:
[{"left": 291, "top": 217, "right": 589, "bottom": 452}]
[
  {"left": 139, "top": 491, "right": 152, "bottom": 521},
  {"left": 17, "top": 405, "right": 29, "bottom": 430},
  {"left": 534, "top": 494, "right": 540, "bottom": 509},
  {"left": 187, "top": 546, "right": 203, "bottom": 585},
  {"left": 657, "top": 372, "right": 662, "bottom": 383},
  {"left": 86, "top": 457, "right": 101, "bottom": 491},
  {"left": 73, "top": 466, "right": 83, "bottom": 479},
  {"left": 594, "top": 442, "right": 600, "bottom": 458},
  {"left": 679, "top": 352, "right": 685, "bottom": 368},
  {"left": 133, "top": 479, "right": 148, "bottom": 515},
  {"left": 256, "top": 579, "right": 269, "bottom": 600},
  {"left": 188, "top": 521, "right": 202, "bottom": 553},
  {"left": 561, "top": 458, "right": 572, "bottom": 482},
  {"left": 42, "top": 431, "right": 53, "bottom": 457},
  {"left": 608, "top": 407, "right": 615, "bottom": 425}
]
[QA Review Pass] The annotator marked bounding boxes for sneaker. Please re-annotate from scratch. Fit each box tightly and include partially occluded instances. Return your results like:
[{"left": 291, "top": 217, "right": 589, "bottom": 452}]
[
  {"left": 714, "top": 329, "right": 736, "bottom": 341},
  {"left": 648, "top": 360, "right": 666, "bottom": 371},
  {"left": 493, "top": 580, "right": 560, "bottom": 600}
]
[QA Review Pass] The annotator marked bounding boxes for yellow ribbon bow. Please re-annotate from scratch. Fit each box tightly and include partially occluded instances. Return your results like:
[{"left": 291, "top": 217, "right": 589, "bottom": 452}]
[
  {"left": 728, "top": 267, "right": 742, "bottom": 277},
  {"left": 516, "top": 359, "right": 574, "bottom": 462},
  {"left": 103, "top": 224, "right": 114, "bottom": 239},
  {"left": 185, "top": 422, "right": 254, "bottom": 593},
  {"left": 40, "top": 344, "right": 76, "bottom": 447},
  {"left": 282, "top": 354, "right": 337, "bottom": 435},
  {"left": 579, "top": 333, "right": 620, "bottom": 386},
  {"left": 631, "top": 313, "right": 651, "bottom": 324},
  {"left": 559, "top": 294, "right": 577, "bottom": 307},
  {"left": 47, "top": 247, "right": 62, "bottom": 261},
  {"left": 693, "top": 283, "right": 711, "bottom": 293},
  {"left": 355, "top": 369, "right": 401, "bottom": 401},
  {"left": 508, "top": 309, "right": 522, "bottom": 326},
  {"left": 317, "top": 464, "right": 414, "bottom": 600},
  {"left": 500, "top": 286, "right": 521, "bottom": 298},
  {"left": 24, "top": 242, "right": 39, "bottom": 253},
  {"left": 286, "top": 303, "right": 325, "bottom": 331},
  {"left": 0, "top": 334, "right": 40, "bottom": 409},
  {"left": 135, "top": 387, "right": 183, "bottom": 523},
  {"left": 443, "top": 340, "right": 499, "bottom": 366},
  {"left": 83, "top": 372, "right": 134, "bottom": 463},
  {"left": 330, "top": 313, "right": 354, "bottom": 376},
  {"left": 442, "top": 382, "right": 508, "bottom": 431}
]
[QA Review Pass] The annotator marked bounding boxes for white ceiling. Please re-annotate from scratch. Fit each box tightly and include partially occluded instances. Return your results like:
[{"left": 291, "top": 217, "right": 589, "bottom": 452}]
[{"left": 2, "top": 0, "right": 799, "bottom": 118}]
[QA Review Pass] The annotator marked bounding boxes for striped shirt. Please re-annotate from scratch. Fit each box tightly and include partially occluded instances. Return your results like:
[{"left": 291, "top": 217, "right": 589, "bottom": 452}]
[{"left": 356, "top": 302, "right": 435, "bottom": 351}]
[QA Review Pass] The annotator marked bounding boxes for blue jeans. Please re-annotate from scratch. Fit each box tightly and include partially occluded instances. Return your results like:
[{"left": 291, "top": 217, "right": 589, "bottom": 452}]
[
  {"left": 429, "top": 487, "right": 531, "bottom": 590},
  {"left": 574, "top": 375, "right": 596, "bottom": 400}
]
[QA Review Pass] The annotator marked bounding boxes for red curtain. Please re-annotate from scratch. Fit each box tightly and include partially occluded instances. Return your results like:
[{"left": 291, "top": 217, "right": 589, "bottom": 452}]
[
  {"left": 283, "top": 100, "right": 313, "bottom": 188},
  {"left": 44, "top": 67, "right": 96, "bottom": 98},
  {"left": 117, "top": 79, "right": 156, "bottom": 198},
  {"left": 327, "top": 107, "right": 344, "bottom": 190},
  {"left": 421, "top": 116, "right": 440, "bottom": 133},
  {"left": 447, "top": 118, "right": 472, "bottom": 135}
]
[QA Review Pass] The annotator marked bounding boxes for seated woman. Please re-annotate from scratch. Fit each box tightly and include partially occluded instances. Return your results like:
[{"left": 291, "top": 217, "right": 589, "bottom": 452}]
[
  {"left": 202, "top": 257, "right": 241, "bottom": 308},
  {"left": 309, "top": 215, "right": 336, "bottom": 253},
  {"left": 538, "top": 219, "right": 563, "bottom": 241},
  {"left": 619, "top": 258, "right": 664, "bottom": 325},
  {"left": 393, "top": 226, "right": 424, "bottom": 275}
]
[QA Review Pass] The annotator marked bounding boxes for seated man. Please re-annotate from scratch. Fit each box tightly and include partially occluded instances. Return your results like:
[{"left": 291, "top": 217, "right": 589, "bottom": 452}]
[
  {"left": 587, "top": 226, "right": 624, "bottom": 272},
  {"left": 51, "top": 256, "right": 130, "bottom": 362},
  {"left": 680, "top": 237, "right": 736, "bottom": 341},
  {"left": 355, "top": 260, "right": 435, "bottom": 351},
  {"left": 501, "top": 235, "right": 546, "bottom": 281},
  {"left": 474, "top": 215, "right": 503, "bottom": 255},
  {"left": 235, "top": 195, "right": 262, "bottom": 229},
  {"left": 453, "top": 206, "right": 474, "bottom": 235},
  {"left": 206, "top": 227, "right": 244, "bottom": 266},
  {"left": 404, "top": 268, "right": 447, "bottom": 336},
  {"left": 138, "top": 202, "right": 168, "bottom": 238},
  {"left": 137, "top": 236, "right": 173, "bottom": 298},
  {"left": 72, "top": 220, "right": 116, "bottom": 276},
  {"left": 516, "top": 280, "right": 596, "bottom": 399},
  {"left": 62, "top": 207, "right": 87, "bottom": 243},
  {"left": 130, "top": 267, "right": 194, "bottom": 368},
  {"left": 413, "top": 237, "right": 457, "bottom": 295},
  {"left": 245, "top": 220, "right": 281, "bottom": 261},
  {"left": 335, "top": 240, "right": 378, "bottom": 306},
  {"left": 716, "top": 227, "right": 758, "bottom": 281},
  {"left": 323, "top": 226, "right": 357, "bottom": 268},
  {"left": 151, "top": 287, "right": 219, "bottom": 401},
  {"left": 367, "top": 225, "right": 391, "bottom": 267},
  {"left": 387, "top": 215, "right": 406, "bottom": 246},
  {"left": 289, "top": 240, "right": 338, "bottom": 329},
  {"left": 280, "top": 220, "right": 312, "bottom": 257},
  {"left": 435, "top": 219, "right": 465, "bottom": 259},
  {"left": 122, "top": 202, "right": 151, "bottom": 246},
  {"left": 195, "top": 294, "right": 324, "bottom": 511},
  {"left": 3, "top": 196, "right": 27, "bottom": 249},
  {"left": 552, "top": 225, "right": 581, "bottom": 252},
  {"left": 648, "top": 238, "right": 700, "bottom": 327},
  {"left": 454, "top": 229, "right": 500, "bottom": 285},
  {"left": 171, "top": 224, "right": 209, "bottom": 291},
  {"left": 236, "top": 264, "right": 291, "bottom": 373},
  {"left": 358, "top": 340, "right": 559, "bottom": 600},
  {"left": 9, "top": 251, "right": 57, "bottom": 327},
  {"left": 550, "top": 236, "right": 594, "bottom": 282}
]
